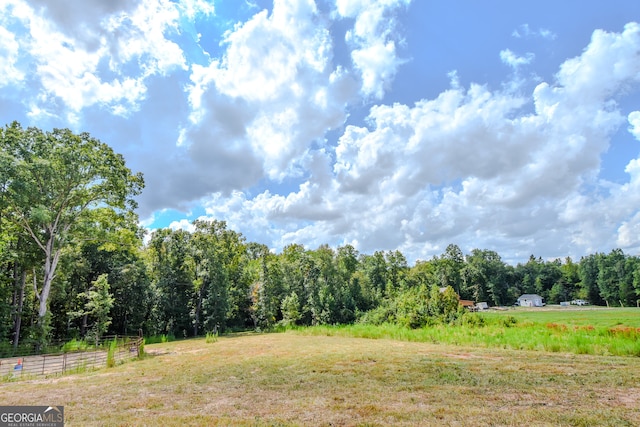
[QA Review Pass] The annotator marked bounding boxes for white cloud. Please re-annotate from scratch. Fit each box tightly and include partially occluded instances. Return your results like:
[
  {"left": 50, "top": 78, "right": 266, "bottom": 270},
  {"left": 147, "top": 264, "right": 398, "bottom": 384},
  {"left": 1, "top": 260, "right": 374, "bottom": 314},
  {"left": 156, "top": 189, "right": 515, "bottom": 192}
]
[
  {"left": 5, "top": 0, "right": 187, "bottom": 118},
  {"left": 179, "top": 0, "right": 358, "bottom": 193},
  {"left": 629, "top": 111, "right": 640, "bottom": 140},
  {"left": 557, "top": 22, "right": 640, "bottom": 101},
  {"left": 512, "top": 24, "right": 556, "bottom": 40},
  {"left": 500, "top": 49, "right": 535, "bottom": 69},
  {"left": 0, "top": 26, "right": 23, "bottom": 86},
  {"left": 335, "top": 0, "right": 410, "bottom": 99},
  {"left": 5, "top": 1, "right": 639, "bottom": 263},
  {"left": 177, "top": 0, "right": 215, "bottom": 20},
  {"left": 192, "top": 22, "right": 640, "bottom": 262},
  {"left": 168, "top": 218, "right": 196, "bottom": 232}
]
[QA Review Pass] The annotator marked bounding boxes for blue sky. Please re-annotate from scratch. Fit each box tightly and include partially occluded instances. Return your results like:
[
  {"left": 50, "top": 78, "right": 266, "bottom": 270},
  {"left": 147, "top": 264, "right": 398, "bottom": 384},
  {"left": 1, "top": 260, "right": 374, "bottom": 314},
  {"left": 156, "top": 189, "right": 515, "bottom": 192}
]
[{"left": 1, "top": 0, "right": 639, "bottom": 263}]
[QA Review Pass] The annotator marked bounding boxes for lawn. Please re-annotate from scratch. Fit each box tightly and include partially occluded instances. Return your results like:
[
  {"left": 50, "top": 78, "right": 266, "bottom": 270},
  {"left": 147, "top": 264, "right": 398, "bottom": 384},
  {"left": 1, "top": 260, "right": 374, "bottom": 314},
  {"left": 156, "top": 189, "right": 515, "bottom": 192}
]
[
  {"left": 480, "top": 306, "right": 640, "bottom": 328},
  {"left": 1, "top": 331, "right": 639, "bottom": 426}
]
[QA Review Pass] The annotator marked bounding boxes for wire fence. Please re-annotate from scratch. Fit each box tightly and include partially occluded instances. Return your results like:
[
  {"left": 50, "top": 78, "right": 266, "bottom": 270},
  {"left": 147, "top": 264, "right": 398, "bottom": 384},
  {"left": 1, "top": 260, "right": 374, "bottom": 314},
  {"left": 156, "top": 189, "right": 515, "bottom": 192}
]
[{"left": 0, "top": 335, "right": 143, "bottom": 379}]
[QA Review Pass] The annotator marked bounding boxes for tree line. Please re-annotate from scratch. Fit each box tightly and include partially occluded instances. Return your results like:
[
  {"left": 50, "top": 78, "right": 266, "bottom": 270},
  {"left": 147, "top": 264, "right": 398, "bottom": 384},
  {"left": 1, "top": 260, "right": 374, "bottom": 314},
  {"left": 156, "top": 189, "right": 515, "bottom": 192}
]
[{"left": 2, "top": 123, "right": 640, "bottom": 353}]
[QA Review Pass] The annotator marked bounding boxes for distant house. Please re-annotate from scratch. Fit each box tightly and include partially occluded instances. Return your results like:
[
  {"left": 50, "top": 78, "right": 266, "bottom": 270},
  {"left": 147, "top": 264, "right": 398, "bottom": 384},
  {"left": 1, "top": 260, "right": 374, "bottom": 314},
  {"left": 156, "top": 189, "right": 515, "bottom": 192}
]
[
  {"left": 459, "top": 299, "right": 476, "bottom": 310},
  {"left": 476, "top": 302, "right": 488, "bottom": 310},
  {"left": 517, "top": 294, "right": 544, "bottom": 307}
]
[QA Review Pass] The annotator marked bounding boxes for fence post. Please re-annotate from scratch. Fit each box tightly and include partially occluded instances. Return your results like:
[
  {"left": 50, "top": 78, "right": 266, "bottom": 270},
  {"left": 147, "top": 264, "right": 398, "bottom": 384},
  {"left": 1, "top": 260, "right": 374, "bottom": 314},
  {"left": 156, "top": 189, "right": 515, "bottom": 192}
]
[{"left": 42, "top": 355, "right": 46, "bottom": 375}]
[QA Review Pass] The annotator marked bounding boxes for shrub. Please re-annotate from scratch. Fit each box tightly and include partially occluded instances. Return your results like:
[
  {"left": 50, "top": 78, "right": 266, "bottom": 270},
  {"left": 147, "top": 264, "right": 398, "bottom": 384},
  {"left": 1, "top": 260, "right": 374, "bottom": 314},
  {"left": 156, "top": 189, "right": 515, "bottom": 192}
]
[
  {"left": 501, "top": 316, "right": 518, "bottom": 327},
  {"left": 458, "top": 313, "right": 486, "bottom": 328},
  {"left": 62, "top": 338, "right": 90, "bottom": 353}
]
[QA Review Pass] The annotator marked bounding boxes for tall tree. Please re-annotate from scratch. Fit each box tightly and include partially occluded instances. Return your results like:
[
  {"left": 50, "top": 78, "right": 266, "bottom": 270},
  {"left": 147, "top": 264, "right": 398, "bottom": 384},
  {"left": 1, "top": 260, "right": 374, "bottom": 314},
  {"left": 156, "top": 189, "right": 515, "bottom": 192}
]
[
  {"left": 147, "top": 229, "right": 194, "bottom": 337},
  {"left": 71, "top": 274, "right": 114, "bottom": 342},
  {"left": 0, "top": 122, "right": 143, "bottom": 337},
  {"left": 578, "top": 254, "right": 602, "bottom": 305},
  {"left": 436, "top": 244, "right": 464, "bottom": 295},
  {"left": 597, "top": 249, "right": 628, "bottom": 307}
]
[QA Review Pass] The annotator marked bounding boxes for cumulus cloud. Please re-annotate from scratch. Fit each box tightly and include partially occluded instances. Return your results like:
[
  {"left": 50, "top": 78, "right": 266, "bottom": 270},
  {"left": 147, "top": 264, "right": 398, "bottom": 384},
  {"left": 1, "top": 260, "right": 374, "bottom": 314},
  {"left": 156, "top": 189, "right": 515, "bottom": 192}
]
[
  {"left": 4, "top": 1, "right": 639, "bottom": 264},
  {"left": 335, "top": 0, "right": 410, "bottom": 99},
  {"left": 4, "top": 0, "right": 191, "bottom": 119},
  {"left": 197, "top": 22, "right": 640, "bottom": 262},
  {"left": 176, "top": 0, "right": 359, "bottom": 201},
  {"left": 0, "top": 25, "right": 23, "bottom": 86}
]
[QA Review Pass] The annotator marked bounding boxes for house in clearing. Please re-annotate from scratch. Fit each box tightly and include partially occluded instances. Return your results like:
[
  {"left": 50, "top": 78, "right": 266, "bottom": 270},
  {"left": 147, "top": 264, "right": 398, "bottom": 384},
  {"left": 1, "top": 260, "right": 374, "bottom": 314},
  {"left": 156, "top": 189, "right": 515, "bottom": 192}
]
[{"left": 517, "top": 294, "right": 544, "bottom": 307}]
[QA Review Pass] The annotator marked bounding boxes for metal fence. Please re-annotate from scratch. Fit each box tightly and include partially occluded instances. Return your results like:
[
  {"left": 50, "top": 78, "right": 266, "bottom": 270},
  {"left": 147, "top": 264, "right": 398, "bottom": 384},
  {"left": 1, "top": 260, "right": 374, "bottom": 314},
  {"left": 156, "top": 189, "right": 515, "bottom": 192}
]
[{"left": 0, "top": 336, "right": 143, "bottom": 379}]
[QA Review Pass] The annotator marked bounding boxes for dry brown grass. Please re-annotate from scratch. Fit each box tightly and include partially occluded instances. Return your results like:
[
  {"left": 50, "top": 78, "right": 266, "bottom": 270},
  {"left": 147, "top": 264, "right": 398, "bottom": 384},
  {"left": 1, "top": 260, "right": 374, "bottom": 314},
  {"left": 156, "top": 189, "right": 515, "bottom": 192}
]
[{"left": 1, "top": 332, "right": 639, "bottom": 426}]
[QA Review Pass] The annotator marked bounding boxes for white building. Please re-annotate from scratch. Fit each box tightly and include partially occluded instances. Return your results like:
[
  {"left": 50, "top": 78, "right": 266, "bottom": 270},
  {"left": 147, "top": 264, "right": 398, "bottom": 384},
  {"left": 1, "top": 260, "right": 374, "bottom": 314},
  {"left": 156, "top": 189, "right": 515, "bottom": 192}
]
[{"left": 516, "top": 294, "right": 544, "bottom": 307}]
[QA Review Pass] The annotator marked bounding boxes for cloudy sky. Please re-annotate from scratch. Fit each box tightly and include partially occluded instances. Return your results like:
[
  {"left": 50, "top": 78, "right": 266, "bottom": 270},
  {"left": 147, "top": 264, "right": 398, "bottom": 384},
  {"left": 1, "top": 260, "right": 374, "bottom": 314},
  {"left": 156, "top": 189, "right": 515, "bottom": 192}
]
[{"left": 1, "top": 0, "right": 639, "bottom": 264}]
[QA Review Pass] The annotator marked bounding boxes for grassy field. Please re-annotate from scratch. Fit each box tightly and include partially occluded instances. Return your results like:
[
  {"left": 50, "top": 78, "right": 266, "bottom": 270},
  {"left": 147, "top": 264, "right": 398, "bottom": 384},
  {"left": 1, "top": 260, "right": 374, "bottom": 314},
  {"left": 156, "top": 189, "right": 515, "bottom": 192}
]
[
  {"left": 1, "top": 327, "right": 639, "bottom": 426},
  {"left": 480, "top": 306, "right": 640, "bottom": 328},
  {"left": 300, "top": 307, "right": 640, "bottom": 357}
]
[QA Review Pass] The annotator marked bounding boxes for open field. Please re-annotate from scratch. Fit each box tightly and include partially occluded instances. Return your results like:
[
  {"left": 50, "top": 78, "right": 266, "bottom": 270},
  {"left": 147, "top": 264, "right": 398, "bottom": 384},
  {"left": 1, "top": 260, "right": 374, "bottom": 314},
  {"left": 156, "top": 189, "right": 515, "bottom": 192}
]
[
  {"left": 480, "top": 306, "right": 640, "bottom": 328},
  {"left": 300, "top": 307, "right": 640, "bottom": 357},
  {"left": 1, "top": 331, "right": 639, "bottom": 426}
]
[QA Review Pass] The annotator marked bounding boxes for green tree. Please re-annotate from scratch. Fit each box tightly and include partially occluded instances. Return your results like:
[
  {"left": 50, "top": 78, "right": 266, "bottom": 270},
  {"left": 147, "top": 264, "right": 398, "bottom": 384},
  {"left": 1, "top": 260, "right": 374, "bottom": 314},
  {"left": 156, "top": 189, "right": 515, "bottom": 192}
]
[
  {"left": 0, "top": 122, "right": 143, "bottom": 338},
  {"left": 435, "top": 244, "right": 464, "bottom": 295},
  {"left": 461, "top": 249, "right": 506, "bottom": 304},
  {"left": 596, "top": 249, "right": 629, "bottom": 307},
  {"left": 253, "top": 252, "right": 284, "bottom": 328},
  {"left": 360, "top": 251, "right": 387, "bottom": 301},
  {"left": 71, "top": 274, "right": 114, "bottom": 342},
  {"left": 147, "top": 229, "right": 194, "bottom": 337},
  {"left": 578, "top": 254, "right": 602, "bottom": 305},
  {"left": 281, "top": 292, "right": 301, "bottom": 326}
]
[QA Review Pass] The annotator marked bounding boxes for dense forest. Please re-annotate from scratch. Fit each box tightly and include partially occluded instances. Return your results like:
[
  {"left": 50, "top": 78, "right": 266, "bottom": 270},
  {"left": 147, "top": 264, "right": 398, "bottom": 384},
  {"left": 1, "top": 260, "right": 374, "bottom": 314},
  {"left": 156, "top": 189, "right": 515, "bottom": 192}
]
[{"left": 2, "top": 123, "right": 640, "bottom": 353}]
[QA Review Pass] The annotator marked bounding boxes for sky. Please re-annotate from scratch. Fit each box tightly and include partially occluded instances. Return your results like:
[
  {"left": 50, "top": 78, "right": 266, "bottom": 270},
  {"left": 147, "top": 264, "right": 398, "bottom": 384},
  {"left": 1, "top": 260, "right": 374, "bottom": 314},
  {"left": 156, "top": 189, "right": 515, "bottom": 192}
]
[{"left": 1, "top": 0, "right": 639, "bottom": 264}]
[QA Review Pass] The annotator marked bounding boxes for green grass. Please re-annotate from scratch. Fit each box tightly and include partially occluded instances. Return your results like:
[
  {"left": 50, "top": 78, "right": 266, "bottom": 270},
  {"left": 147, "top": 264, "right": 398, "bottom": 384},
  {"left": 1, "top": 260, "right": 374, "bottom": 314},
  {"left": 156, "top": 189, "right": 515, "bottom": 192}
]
[
  {"left": 480, "top": 306, "right": 640, "bottom": 328},
  {"left": 144, "top": 334, "right": 176, "bottom": 344},
  {"left": 294, "top": 307, "right": 640, "bottom": 357}
]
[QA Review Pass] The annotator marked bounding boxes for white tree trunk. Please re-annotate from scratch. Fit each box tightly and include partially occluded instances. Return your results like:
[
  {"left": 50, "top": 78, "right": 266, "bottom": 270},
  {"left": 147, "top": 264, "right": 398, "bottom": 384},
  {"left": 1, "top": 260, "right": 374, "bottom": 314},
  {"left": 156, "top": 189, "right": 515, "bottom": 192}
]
[{"left": 36, "top": 236, "right": 62, "bottom": 319}]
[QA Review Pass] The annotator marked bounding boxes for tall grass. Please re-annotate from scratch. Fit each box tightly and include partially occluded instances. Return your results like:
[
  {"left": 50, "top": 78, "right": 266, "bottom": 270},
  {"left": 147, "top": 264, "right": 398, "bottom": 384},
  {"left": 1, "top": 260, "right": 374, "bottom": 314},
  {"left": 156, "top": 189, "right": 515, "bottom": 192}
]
[
  {"left": 144, "top": 334, "right": 175, "bottom": 344},
  {"left": 293, "top": 309, "right": 640, "bottom": 357},
  {"left": 106, "top": 339, "right": 117, "bottom": 368},
  {"left": 205, "top": 331, "right": 218, "bottom": 343}
]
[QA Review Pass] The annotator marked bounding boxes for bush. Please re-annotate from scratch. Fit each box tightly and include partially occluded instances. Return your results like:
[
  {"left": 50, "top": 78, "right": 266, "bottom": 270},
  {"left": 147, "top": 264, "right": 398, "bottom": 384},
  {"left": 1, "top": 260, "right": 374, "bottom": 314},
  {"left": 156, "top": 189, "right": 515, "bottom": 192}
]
[
  {"left": 145, "top": 334, "right": 175, "bottom": 344},
  {"left": 357, "top": 305, "right": 395, "bottom": 326},
  {"left": 501, "top": 316, "right": 518, "bottom": 327},
  {"left": 357, "top": 285, "right": 466, "bottom": 329},
  {"left": 62, "top": 338, "right": 90, "bottom": 353},
  {"left": 457, "top": 313, "right": 486, "bottom": 328}
]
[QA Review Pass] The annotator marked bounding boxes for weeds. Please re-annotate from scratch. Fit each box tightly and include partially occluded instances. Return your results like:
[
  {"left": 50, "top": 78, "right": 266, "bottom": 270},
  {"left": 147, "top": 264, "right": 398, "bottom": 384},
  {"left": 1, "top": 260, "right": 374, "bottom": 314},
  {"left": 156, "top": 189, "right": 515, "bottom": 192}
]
[
  {"left": 145, "top": 334, "right": 175, "bottom": 344},
  {"left": 296, "top": 309, "right": 640, "bottom": 357},
  {"left": 61, "top": 338, "right": 90, "bottom": 353},
  {"left": 205, "top": 332, "right": 218, "bottom": 343},
  {"left": 106, "top": 339, "right": 117, "bottom": 368}
]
